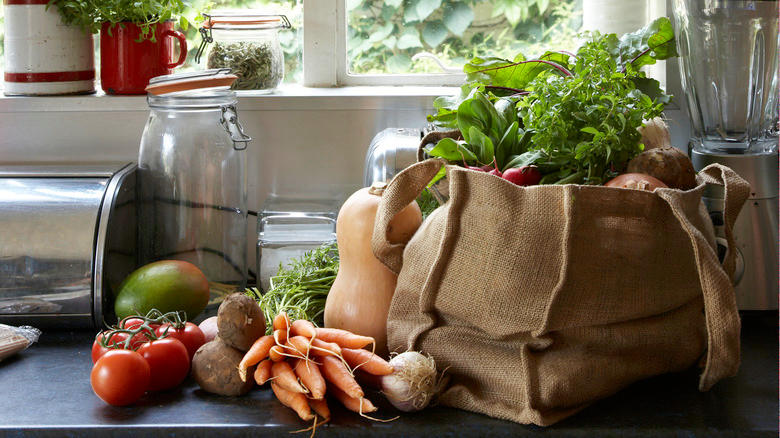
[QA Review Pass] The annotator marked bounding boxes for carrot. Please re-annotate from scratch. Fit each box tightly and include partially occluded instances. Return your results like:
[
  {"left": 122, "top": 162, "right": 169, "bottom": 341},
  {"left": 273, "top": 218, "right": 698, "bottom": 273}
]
[
  {"left": 273, "top": 312, "right": 290, "bottom": 332},
  {"left": 308, "top": 398, "right": 330, "bottom": 420},
  {"left": 292, "top": 359, "right": 326, "bottom": 400},
  {"left": 315, "top": 328, "right": 374, "bottom": 349},
  {"left": 271, "top": 361, "right": 308, "bottom": 394},
  {"left": 290, "top": 319, "right": 317, "bottom": 339},
  {"left": 328, "top": 384, "right": 377, "bottom": 414},
  {"left": 286, "top": 336, "right": 340, "bottom": 358},
  {"left": 341, "top": 348, "right": 393, "bottom": 375},
  {"left": 311, "top": 338, "right": 342, "bottom": 356},
  {"left": 272, "top": 382, "right": 314, "bottom": 421},
  {"left": 254, "top": 359, "right": 273, "bottom": 385},
  {"left": 274, "top": 328, "right": 287, "bottom": 345},
  {"left": 269, "top": 345, "right": 285, "bottom": 362},
  {"left": 238, "top": 335, "right": 275, "bottom": 382},
  {"left": 320, "top": 355, "right": 364, "bottom": 399}
]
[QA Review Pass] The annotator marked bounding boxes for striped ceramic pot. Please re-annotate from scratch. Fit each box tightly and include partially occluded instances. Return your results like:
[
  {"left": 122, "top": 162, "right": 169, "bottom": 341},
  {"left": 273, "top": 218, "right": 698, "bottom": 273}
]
[{"left": 3, "top": 0, "right": 95, "bottom": 95}]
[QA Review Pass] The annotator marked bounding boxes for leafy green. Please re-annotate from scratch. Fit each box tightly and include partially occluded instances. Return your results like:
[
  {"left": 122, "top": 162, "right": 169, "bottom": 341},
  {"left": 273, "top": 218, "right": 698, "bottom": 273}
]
[
  {"left": 48, "top": 0, "right": 193, "bottom": 41},
  {"left": 246, "top": 243, "right": 339, "bottom": 332},
  {"left": 416, "top": 187, "right": 440, "bottom": 220},
  {"left": 424, "top": 17, "right": 678, "bottom": 185}
]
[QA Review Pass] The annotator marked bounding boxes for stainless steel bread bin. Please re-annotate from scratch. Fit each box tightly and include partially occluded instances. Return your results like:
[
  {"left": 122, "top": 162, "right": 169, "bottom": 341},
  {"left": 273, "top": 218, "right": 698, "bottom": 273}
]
[{"left": 0, "top": 163, "right": 137, "bottom": 328}]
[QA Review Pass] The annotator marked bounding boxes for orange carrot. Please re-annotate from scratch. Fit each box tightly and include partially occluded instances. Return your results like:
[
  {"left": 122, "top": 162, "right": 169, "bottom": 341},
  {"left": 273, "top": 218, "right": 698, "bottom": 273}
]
[
  {"left": 269, "top": 345, "right": 285, "bottom": 362},
  {"left": 308, "top": 398, "right": 330, "bottom": 420},
  {"left": 311, "top": 338, "right": 342, "bottom": 356},
  {"left": 274, "top": 328, "right": 287, "bottom": 345},
  {"left": 320, "top": 355, "right": 364, "bottom": 399},
  {"left": 292, "top": 359, "right": 326, "bottom": 400},
  {"left": 272, "top": 382, "right": 314, "bottom": 421},
  {"left": 273, "top": 312, "right": 290, "bottom": 332},
  {"left": 328, "top": 385, "right": 377, "bottom": 414},
  {"left": 341, "top": 348, "right": 393, "bottom": 375},
  {"left": 254, "top": 359, "right": 273, "bottom": 385},
  {"left": 290, "top": 319, "right": 317, "bottom": 339},
  {"left": 271, "top": 360, "right": 308, "bottom": 394},
  {"left": 238, "top": 335, "right": 275, "bottom": 382},
  {"left": 315, "top": 328, "right": 374, "bottom": 349},
  {"left": 285, "top": 336, "right": 340, "bottom": 358}
]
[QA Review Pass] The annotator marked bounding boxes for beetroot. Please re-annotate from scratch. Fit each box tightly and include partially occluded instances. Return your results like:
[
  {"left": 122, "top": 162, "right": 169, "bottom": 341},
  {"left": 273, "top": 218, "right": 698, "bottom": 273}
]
[{"left": 503, "top": 166, "right": 542, "bottom": 186}]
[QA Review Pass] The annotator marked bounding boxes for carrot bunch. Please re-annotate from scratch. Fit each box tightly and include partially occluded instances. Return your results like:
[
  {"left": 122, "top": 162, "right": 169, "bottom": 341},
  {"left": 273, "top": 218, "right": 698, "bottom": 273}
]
[{"left": 238, "top": 312, "right": 394, "bottom": 424}]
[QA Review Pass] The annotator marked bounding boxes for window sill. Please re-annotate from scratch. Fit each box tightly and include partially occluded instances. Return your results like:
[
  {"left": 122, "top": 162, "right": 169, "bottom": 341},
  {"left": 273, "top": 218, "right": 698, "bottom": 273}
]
[{"left": 0, "top": 85, "right": 457, "bottom": 113}]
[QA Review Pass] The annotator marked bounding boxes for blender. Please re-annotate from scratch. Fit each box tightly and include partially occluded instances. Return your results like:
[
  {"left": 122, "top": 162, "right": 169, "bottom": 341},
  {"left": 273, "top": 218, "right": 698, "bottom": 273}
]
[{"left": 672, "top": 0, "right": 779, "bottom": 309}]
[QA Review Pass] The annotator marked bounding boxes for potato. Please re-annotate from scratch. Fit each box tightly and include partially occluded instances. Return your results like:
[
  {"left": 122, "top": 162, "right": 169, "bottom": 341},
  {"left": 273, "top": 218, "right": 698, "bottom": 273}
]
[
  {"left": 217, "top": 293, "right": 266, "bottom": 352},
  {"left": 627, "top": 147, "right": 697, "bottom": 190},
  {"left": 191, "top": 338, "right": 254, "bottom": 396}
]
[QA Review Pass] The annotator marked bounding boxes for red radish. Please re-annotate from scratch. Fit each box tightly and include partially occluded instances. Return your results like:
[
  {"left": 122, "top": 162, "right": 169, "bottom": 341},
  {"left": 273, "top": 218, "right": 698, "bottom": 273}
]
[
  {"left": 479, "top": 164, "right": 494, "bottom": 172},
  {"left": 488, "top": 168, "right": 503, "bottom": 177},
  {"left": 466, "top": 165, "right": 486, "bottom": 172},
  {"left": 503, "top": 166, "right": 542, "bottom": 186}
]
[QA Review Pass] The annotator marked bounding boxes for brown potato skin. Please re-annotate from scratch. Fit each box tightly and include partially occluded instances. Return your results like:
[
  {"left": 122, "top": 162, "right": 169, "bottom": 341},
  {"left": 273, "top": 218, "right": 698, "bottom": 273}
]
[
  {"left": 217, "top": 293, "right": 266, "bottom": 352},
  {"left": 627, "top": 147, "right": 697, "bottom": 190},
  {"left": 191, "top": 338, "right": 254, "bottom": 396}
]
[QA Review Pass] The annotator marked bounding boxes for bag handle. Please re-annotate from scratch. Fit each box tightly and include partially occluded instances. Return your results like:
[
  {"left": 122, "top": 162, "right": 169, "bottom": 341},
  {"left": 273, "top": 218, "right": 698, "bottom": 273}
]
[
  {"left": 372, "top": 159, "right": 447, "bottom": 274},
  {"left": 696, "top": 165, "right": 750, "bottom": 279},
  {"left": 656, "top": 163, "right": 749, "bottom": 391}
]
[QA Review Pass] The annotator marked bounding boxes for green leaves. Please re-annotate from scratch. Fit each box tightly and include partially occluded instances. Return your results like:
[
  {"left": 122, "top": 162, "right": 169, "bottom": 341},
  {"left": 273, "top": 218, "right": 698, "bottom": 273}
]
[
  {"left": 422, "top": 20, "right": 448, "bottom": 47},
  {"left": 404, "top": 0, "right": 442, "bottom": 22},
  {"left": 426, "top": 17, "right": 679, "bottom": 185},
  {"left": 48, "top": 0, "right": 191, "bottom": 38},
  {"left": 615, "top": 17, "right": 678, "bottom": 70},
  {"left": 443, "top": 2, "right": 473, "bottom": 36},
  {"left": 397, "top": 28, "right": 423, "bottom": 49}
]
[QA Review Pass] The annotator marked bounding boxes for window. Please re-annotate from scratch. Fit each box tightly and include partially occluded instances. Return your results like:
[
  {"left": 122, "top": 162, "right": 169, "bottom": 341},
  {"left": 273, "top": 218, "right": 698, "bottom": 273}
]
[{"left": 0, "top": 0, "right": 667, "bottom": 90}]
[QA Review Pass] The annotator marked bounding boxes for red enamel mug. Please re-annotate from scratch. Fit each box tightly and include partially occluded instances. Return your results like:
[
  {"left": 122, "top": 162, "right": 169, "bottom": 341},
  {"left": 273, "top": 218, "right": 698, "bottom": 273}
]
[{"left": 100, "top": 21, "right": 187, "bottom": 95}]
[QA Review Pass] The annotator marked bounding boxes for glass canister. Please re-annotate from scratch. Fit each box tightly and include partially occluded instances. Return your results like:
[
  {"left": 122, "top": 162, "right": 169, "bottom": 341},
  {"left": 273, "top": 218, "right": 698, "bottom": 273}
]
[
  {"left": 138, "top": 69, "right": 251, "bottom": 314},
  {"left": 196, "top": 13, "right": 291, "bottom": 92}
]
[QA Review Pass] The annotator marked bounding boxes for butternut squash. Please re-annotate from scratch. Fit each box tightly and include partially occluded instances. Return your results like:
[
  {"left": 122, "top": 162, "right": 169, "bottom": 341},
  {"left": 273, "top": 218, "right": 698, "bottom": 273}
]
[{"left": 324, "top": 183, "right": 422, "bottom": 356}]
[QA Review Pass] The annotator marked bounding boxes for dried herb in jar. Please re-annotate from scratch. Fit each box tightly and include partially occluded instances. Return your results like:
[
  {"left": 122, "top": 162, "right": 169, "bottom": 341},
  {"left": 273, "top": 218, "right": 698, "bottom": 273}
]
[{"left": 207, "top": 41, "right": 283, "bottom": 91}]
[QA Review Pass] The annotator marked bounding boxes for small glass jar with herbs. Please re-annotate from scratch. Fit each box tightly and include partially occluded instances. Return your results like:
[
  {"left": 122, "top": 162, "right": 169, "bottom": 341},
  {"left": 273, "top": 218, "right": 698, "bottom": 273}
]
[{"left": 196, "top": 13, "right": 291, "bottom": 92}]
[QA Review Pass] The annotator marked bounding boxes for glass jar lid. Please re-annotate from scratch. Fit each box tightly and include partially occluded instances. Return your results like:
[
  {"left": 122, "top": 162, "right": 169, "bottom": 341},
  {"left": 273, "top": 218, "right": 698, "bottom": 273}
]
[
  {"left": 201, "top": 12, "right": 291, "bottom": 30},
  {"left": 146, "top": 68, "right": 238, "bottom": 96}
]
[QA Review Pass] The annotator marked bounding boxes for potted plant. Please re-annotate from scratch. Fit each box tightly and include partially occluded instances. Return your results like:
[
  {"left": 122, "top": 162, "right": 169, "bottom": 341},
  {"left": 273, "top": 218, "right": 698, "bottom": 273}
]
[
  {"left": 3, "top": 0, "right": 95, "bottom": 96},
  {"left": 48, "top": 0, "right": 191, "bottom": 94}
]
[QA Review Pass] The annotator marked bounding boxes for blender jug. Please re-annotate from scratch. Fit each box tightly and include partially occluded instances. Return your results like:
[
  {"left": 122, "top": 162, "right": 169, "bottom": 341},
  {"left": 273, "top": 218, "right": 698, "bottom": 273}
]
[
  {"left": 673, "top": 0, "right": 779, "bottom": 154},
  {"left": 672, "top": 0, "right": 779, "bottom": 310}
]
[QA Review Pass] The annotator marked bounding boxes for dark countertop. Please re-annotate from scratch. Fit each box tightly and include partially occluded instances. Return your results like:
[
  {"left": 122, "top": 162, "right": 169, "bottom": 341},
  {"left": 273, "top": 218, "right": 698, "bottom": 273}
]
[{"left": 0, "top": 311, "right": 776, "bottom": 437}]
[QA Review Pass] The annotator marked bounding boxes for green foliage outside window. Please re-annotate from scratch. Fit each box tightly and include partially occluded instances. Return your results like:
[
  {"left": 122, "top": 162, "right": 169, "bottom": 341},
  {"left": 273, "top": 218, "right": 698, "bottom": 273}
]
[{"left": 347, "top": 0, "right": 582, "bottom": 74}]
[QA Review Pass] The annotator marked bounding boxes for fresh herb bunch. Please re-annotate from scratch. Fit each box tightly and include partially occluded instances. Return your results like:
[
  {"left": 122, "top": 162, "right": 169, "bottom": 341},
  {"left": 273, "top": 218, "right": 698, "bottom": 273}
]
[
  {"left": 416, "top": 187, "right": 440, "bottom": 220},
  {"left": 207, "top": 41, "right": 284, "bottom": 90},
  {"left": 246, "top": 243, "right": 339, "bottom": 332},
  {"left": 47, "top": 0, "right": 193, "bottom": 41},
  {"left": 424, "top": 17, "right": 678, "bottom": 185}
]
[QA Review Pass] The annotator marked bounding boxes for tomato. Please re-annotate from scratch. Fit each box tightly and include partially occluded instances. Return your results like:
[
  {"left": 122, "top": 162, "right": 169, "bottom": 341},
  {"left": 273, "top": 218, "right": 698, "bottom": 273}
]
[
  {"left": 91, "top": 349, "right": 150, "bottom": 406},
  {"left": 91, "top": 331, "right": 132, "bottom": 363},
  {"left": 119, "top": 317, "right": 159, "bottom": 346},
  {"left": 137, "top": 338, "right": 189, "bottom": 391},
  {"left": 154, "top": 322, "right": 206, "bottom": 361}
]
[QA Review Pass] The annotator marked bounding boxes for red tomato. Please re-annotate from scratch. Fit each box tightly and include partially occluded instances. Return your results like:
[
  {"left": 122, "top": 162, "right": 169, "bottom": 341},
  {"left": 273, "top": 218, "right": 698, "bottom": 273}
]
[
  {"left": 91, "top": 331, "right": 132, "bottom": 363},
  {"left": 137, "top": 338, "right": 189, "bottom": 391},
  {"left": 91, "top": 349, "right": 150, "bottom": 406},
  {"left": 154, "top": 323, "right": 206, "bottom": 361},
  {"left": 119, "top": 317, "right": 159, "bottom": 346}
]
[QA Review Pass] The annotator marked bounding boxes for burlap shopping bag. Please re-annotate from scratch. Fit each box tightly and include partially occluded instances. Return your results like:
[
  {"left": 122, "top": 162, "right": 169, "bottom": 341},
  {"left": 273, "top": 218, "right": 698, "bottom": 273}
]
[{"left": 372, "top": 159, "right": 749, "bottom": 426}]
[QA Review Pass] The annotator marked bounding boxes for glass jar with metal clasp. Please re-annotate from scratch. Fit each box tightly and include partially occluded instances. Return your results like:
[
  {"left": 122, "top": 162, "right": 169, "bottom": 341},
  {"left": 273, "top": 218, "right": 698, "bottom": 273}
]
[
  {"left": 138, "top": 69, "right": 252, "bottom": 314},
  {"left": 196, "top": 12, "right": 291, "bottom": 92}
]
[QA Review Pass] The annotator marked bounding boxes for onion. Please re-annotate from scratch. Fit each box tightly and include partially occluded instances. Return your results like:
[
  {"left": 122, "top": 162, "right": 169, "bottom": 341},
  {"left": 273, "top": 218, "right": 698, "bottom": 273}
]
[{"left": 380, "top": 351, "right": 446, "bottom": 412}]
